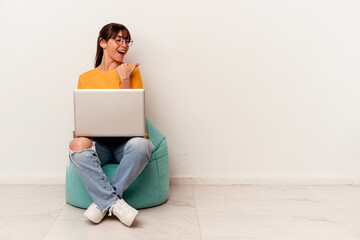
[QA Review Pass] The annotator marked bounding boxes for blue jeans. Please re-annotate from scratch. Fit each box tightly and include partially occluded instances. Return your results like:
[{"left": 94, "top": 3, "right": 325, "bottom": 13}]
[{"left": 68, "top": 137, "right": 153, "bottom": 212}]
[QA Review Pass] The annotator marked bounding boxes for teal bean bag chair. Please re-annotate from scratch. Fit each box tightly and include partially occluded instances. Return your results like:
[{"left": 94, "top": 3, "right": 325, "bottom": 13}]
[{"left": 65, "top": 118, "right": 169, "bottom": 209}]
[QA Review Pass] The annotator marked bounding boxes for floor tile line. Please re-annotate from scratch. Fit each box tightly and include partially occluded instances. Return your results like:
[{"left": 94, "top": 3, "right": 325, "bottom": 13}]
[
  {"left": 42, "top": 202, "right": 67, "bottom": 240},
  {"left": 191, "top": 185, "right": 203, "bottom": 240}
]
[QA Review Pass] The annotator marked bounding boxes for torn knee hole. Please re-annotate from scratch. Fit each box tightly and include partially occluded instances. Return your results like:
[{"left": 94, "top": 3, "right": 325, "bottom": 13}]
[
  {"left": 68, "top": 147, "right": 92, "bottom": 154},
  {"left": 69, "top": 140, "right": 94, "bottom": 152},
  {"left": 69, "top": 141, "right": 96, "bottom": 154}
]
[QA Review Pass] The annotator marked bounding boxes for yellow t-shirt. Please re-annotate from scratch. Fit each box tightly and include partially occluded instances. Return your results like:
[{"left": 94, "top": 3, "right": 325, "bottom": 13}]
[
  {"left": 77, "top": 65, "right": 147, "bottom": 138},
  {"left": 77, "top": 65, "right": 143, "bottom": 89}
]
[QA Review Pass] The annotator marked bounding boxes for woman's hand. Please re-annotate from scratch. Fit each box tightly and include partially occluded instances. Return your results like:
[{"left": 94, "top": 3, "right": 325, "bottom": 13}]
[
  {"left": 73, "top": 130, "right": 77, "bottom": 139},
  {"left": 116, "top": 62, "right": 140, "bottom": 89},
  {"left": 116, "top": 62, "right": 140, "bottom": 79}
]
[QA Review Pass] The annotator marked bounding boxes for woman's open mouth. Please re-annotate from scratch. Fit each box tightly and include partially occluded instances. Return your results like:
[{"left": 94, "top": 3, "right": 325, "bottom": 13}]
[{"left": 117, "top": 50, "right": 125, "bottom": 57}]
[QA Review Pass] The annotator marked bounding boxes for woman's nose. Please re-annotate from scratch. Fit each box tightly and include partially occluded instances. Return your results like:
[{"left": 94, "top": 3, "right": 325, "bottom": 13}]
[{"left": 121, "top": 40, "right": 128, "bottom": 47}]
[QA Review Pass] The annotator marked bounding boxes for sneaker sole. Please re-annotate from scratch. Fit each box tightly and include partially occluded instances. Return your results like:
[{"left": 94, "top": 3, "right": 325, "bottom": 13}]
[{"left": 84, "top": 210, "right": 107, "bottom": 224}]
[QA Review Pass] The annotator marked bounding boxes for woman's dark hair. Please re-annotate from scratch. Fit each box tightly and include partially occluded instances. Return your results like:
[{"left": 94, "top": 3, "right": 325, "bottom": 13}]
[{"left": 94, "top": 23, "right": 131, "bottom": 68}]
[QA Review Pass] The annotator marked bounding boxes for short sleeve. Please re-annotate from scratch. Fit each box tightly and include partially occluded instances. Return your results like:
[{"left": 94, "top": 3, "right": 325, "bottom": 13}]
[
  {"left": 130, "top": 66, "right": 143, "bottom": 89},
  {"left": 77, "top": 75, "right": 86, "bottom": 89}
]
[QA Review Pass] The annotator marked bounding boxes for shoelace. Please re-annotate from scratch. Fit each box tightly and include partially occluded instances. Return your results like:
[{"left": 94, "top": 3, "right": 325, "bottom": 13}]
[{"left": 108, "top": 202, "right": 124, "bottom": 217}]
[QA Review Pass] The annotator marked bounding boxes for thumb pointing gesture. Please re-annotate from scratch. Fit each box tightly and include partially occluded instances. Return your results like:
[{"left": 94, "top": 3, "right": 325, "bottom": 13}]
[
  {"left": 129, "top": 63, "right": 140, "bottom": 77},
  {"left": 116, "top": 62, "right": 140, "bottom": 81}
]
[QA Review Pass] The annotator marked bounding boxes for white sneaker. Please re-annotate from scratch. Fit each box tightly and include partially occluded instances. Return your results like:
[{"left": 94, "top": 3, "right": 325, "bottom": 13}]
[
  {"left": 84, "top": 202, "right": 107, "bottom": 223},
  {"left": 109, "top": 199, "right": 138, "bottom": 227}
]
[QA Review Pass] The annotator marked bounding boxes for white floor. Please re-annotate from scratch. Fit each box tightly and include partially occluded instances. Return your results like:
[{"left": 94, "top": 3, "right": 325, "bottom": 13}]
[{"left": 1, "top": 184, "right": 360, "bottom": 240}]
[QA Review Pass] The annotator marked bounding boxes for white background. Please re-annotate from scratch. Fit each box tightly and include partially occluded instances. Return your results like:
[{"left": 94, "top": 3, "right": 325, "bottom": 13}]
[{"left": 0, "top": 0, "right": 359, "bottom": 183}]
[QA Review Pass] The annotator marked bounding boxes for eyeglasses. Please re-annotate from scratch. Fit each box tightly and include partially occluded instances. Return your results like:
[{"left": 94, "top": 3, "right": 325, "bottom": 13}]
[{"left": 113, "top": 36, "right": 133, "bottom": 47}]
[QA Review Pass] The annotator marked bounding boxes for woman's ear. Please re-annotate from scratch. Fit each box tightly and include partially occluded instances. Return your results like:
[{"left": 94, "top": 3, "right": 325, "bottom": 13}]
[{"left": 99, "top": 38, "right": 107, "bottom": 49}]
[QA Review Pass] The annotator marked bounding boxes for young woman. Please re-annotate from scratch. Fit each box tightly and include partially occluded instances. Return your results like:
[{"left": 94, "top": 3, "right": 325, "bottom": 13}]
[{"left": 68, "top": 23, "right": 153, "bottom": 227}]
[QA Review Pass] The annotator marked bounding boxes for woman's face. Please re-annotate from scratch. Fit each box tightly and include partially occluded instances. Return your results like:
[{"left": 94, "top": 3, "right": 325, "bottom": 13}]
[{"left": 101, "top": 31, "right": 129, "bottom": 63}]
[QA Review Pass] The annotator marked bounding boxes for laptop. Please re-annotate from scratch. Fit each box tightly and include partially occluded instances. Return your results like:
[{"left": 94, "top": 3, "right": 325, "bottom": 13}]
[{"left": 73, "top": 89, "right": 145, "bottom": 137}]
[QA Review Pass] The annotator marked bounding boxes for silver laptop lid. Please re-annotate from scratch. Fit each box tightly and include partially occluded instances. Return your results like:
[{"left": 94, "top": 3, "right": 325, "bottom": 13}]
[{"left": 74, "top": 89, "right": 145, "bottom": 137}]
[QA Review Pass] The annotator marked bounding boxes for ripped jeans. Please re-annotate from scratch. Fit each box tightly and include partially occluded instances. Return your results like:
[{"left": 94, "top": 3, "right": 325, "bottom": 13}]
[{"left": 68, "top": 137, "right": 153, "bottom": 212}]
